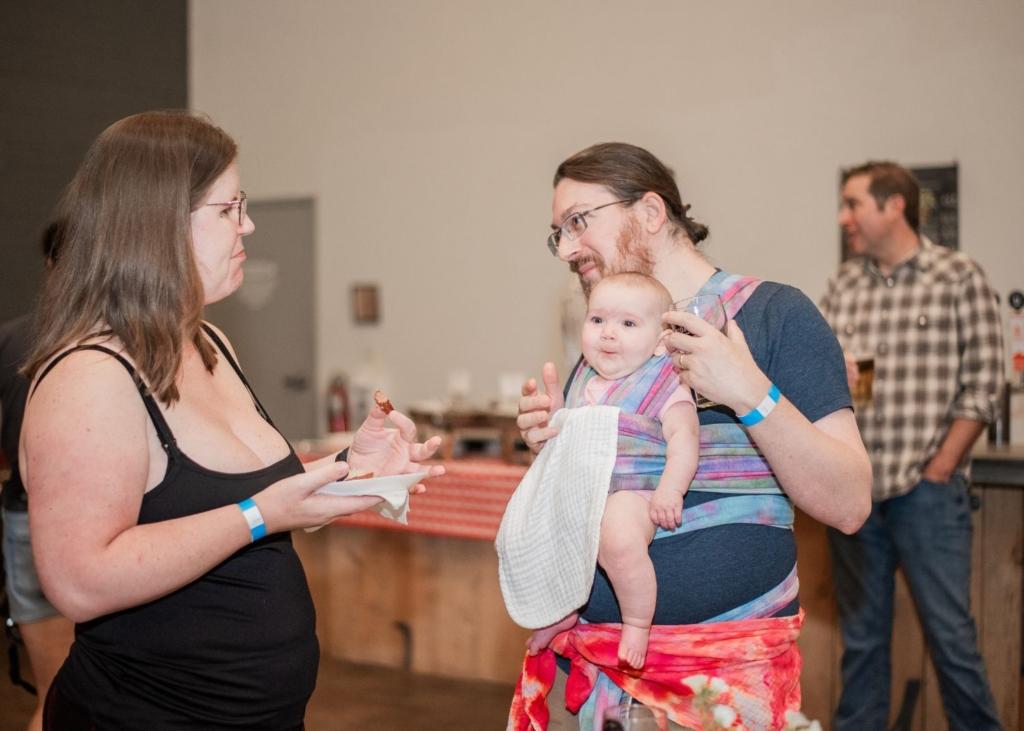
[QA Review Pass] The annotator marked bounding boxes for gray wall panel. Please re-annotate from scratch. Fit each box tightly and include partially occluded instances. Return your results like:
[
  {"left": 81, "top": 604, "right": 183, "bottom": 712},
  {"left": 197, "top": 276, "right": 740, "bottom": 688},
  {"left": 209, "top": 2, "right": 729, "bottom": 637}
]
[{"left": 0, "top": 0, "right": 187, "bottom": 320}]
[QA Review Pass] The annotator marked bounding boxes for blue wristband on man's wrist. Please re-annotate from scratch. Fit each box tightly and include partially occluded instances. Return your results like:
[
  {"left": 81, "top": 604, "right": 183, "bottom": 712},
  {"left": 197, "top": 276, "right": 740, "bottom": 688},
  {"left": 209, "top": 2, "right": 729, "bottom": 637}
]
[{"left": 737, "top": 383, "right": 781, "bottom": 427}]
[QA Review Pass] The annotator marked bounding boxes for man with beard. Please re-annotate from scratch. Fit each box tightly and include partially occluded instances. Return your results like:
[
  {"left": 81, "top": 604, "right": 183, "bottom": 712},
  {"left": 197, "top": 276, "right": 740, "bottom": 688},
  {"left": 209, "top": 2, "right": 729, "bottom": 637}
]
[
  {"left": 509, "top": 142, "right": 872, "bottom": 730},
  {"left": 821, "top": 161, "right": 1003, "bottom": 731}
]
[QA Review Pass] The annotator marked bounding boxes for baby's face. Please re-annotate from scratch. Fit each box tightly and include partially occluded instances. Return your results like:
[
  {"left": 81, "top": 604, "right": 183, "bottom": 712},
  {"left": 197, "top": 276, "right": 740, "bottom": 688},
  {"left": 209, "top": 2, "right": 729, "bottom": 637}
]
[{"left": 581, "top": 281, "right": 666, "bottom": 380}]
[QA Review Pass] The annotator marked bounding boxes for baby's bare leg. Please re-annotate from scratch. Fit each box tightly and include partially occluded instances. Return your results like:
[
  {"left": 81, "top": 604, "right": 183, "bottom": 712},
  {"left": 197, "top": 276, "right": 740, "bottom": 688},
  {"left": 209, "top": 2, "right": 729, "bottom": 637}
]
[
  {"left": 526, "top": 612, "right": 579, "bottom": 655},
  {"left": 598, "top": 491, "right": 658, "bottom": 669}
]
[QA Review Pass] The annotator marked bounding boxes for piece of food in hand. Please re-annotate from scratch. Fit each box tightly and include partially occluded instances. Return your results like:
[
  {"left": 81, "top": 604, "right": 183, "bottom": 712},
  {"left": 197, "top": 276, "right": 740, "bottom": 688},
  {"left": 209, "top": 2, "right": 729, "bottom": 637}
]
[
  {"left": 347, "top": 472, "right": 375, "bottom": 481},
  {"left": 373, "top": 389, "right": 394, "bottom": 414}
]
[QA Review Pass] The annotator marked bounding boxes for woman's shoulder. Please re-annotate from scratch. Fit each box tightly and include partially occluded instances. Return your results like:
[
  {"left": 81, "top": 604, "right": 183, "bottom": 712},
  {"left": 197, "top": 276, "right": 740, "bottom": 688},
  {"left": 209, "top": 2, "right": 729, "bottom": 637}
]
[
  {"left": 28, "top": 339, "right": 144, "bottom": 412},
  {"left": 21, "top": 340, "right": 155, "bottom": 513},
  {"left": 22, "top": 339, "right": 151, "bottom": 467}
]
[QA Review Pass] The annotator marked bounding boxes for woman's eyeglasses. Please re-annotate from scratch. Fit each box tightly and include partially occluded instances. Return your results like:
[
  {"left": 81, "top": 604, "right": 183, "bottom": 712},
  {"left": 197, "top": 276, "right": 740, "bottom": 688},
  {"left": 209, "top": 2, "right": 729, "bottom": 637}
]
[{"left": 204, "top": 191, "right": 248, "bottom": 225}]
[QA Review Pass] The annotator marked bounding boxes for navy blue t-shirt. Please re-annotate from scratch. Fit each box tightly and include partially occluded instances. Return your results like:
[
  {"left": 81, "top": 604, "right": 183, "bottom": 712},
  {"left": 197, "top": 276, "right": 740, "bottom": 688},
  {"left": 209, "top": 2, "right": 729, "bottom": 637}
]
[{"left": 578, "top": 281, "right": 851, "bottom": 625}]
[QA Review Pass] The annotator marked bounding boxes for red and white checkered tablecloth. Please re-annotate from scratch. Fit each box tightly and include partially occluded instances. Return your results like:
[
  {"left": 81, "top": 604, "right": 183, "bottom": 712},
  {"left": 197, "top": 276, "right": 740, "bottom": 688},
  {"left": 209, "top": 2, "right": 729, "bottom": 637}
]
[{"left": 330, "top": 459, "right": 527, "bottom": 541}]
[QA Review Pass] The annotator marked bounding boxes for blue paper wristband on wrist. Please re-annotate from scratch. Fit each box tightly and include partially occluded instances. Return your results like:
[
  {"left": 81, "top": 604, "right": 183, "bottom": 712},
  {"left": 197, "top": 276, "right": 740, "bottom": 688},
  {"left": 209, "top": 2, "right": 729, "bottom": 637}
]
[
  {"left": 738, "top": 383, "right": 781, "bottom": 427},
  {"left": 237, "top": 497, "right": 267, "bottom": 542}
]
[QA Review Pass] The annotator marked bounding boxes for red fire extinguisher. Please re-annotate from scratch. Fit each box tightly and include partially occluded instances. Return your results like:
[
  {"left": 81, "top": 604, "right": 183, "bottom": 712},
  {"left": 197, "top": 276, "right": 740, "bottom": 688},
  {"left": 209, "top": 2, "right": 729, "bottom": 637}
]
[{"left": 327, "top": 374, "right": 350, "bottom": 432}]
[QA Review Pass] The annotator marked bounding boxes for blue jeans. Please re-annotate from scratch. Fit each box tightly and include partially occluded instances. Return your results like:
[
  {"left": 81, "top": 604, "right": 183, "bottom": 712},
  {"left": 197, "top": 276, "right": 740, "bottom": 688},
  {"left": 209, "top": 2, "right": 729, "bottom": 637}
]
[{"left": 827, "top": 476, "right": 1002, "bottom": 731}]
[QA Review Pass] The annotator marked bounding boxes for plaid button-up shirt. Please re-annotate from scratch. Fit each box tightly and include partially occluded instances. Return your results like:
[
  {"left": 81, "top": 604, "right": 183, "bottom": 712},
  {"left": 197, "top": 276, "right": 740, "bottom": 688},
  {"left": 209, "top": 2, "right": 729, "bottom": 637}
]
[{"left": 820, "top": 239, "right": 1004, "bottom": 500}]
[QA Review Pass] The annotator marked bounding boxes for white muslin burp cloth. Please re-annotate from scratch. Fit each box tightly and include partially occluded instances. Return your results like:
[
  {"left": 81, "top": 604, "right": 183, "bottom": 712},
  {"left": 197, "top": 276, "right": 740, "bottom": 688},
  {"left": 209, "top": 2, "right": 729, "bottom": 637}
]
[
  {"left": 307, "top": 471, "right": 427, "bottom": 532},
  {"left": 495, "top": 405, "right": 619, "bottom": 629}
]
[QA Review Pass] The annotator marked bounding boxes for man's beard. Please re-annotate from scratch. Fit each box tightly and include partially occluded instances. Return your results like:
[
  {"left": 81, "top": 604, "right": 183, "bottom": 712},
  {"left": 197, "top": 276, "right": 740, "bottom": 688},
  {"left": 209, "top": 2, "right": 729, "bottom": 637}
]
[{"left": 573, "top": 215, "right": 655, "bottom": 296}]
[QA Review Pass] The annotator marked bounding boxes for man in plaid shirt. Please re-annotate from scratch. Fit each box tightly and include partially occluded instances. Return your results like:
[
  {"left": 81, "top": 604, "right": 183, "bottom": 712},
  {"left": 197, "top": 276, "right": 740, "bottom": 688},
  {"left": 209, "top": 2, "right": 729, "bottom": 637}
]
[{"left": 821, "top": 161, "right": 1004, "bottom": 730}]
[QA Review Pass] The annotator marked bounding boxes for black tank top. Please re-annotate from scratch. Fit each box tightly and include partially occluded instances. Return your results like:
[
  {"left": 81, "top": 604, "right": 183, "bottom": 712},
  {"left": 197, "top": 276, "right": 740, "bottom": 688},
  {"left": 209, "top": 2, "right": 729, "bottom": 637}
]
[{"left": 44, "top": 327, "right": 317, "bottom": 730}]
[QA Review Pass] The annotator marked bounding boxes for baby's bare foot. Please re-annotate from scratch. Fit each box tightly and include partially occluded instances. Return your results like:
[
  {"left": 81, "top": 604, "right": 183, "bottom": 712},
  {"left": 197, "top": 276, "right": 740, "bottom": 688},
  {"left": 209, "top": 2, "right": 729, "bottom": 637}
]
[
  {"left": 618, "top": 623, "right": 650, "bottom": 669},
  {"left": 526, "top": 613, "right": 579, "bottom": 655}
]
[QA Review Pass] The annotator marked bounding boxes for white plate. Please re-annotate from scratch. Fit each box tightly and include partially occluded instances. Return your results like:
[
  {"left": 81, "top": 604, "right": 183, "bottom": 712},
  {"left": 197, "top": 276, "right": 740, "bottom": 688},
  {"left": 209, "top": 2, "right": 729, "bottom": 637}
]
[
  {"left": 306, "top": 471, "right": 429, "bottom": 532},
  {"left": 315, "top": 471, "right": 429, "bottom": 498}
]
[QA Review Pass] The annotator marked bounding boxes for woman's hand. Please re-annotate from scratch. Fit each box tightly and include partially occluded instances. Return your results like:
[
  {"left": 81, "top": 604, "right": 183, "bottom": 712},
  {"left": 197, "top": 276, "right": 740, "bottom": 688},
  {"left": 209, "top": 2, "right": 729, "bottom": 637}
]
[
  {"left": 661, "top": 313, "right": 770, "bottom": 416},
  {"left": 517, "top": 362, "right": 563, "bottom": 454},
  {"left": 256, "top": 461, "right": 389, "bottom": 534},
  {"left": 347, "top": 405, "right": 445, "bottom": 482}
]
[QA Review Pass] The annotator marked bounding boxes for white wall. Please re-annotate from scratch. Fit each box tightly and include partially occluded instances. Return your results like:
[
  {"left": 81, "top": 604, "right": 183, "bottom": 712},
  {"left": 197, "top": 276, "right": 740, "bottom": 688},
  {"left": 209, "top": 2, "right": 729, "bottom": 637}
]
[{"left": 191, "top": 0, "right": 1024, "bottom": 424}]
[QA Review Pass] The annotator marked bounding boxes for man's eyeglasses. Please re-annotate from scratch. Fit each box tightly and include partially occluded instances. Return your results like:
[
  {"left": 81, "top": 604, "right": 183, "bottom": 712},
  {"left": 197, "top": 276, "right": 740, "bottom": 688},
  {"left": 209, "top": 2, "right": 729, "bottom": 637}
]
[
  {"left": 205, "top": 191, "right": 248, "bottom": 226},
  {"left": 546, "top": 199, "right": 631, "bottom": 256}
]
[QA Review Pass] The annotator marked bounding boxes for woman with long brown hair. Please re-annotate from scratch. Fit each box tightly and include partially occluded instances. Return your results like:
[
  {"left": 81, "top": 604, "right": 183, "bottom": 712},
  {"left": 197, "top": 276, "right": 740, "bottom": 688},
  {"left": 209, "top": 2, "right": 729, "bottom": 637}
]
[{"left": 19, "top": 110, "right": 442, "bottom": 729}]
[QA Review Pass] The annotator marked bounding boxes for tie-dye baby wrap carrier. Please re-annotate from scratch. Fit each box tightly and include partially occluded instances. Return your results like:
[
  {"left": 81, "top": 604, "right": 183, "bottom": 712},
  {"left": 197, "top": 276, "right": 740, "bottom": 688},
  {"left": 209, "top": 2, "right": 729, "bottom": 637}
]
[
  {"left": 566, "top": 353, "right": 682, "bottom": 494},
  {"left": 508, "top": 271, "right": 803, "bottom": 731}
]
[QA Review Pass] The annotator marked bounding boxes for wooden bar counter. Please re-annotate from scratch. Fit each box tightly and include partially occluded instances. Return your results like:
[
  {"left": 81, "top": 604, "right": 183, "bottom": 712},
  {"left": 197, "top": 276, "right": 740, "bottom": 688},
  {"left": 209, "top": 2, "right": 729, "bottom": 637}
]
[
  {"left": 293, "top": 459, "right": 530, "bottom": 684},
  {"left": 295, "top": 447, "right": 1024, "bottom": 728}
]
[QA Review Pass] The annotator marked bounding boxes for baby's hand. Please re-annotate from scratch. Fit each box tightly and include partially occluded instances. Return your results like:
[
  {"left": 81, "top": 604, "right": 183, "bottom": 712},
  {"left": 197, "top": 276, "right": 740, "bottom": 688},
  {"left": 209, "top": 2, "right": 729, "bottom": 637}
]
[{"left": 650, "top": 487, "right": 683, "bottom": 531}]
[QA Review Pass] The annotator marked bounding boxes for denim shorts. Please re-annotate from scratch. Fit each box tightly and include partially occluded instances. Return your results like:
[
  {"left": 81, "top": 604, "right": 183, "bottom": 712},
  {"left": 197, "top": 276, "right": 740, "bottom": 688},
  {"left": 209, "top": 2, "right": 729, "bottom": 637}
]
[{"left": 3, "top": 507, "right": 60, "bottom": 624}]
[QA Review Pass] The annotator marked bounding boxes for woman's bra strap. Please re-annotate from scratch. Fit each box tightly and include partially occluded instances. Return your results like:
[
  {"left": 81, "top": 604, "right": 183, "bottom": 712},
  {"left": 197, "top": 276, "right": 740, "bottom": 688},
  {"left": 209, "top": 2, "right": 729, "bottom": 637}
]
[
  {"left": 31, "top": 344, "right": 180, "bottom": 455},
  {"left": 199, "top": 323, "right": 277, "bottom": 427}
]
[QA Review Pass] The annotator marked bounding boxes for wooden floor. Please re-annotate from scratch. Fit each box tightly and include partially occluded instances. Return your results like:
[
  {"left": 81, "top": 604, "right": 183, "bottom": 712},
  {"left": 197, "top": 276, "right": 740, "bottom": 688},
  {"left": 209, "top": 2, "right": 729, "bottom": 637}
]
[{"left": 0, "top": 653, "right": 515, "bottom": 730}]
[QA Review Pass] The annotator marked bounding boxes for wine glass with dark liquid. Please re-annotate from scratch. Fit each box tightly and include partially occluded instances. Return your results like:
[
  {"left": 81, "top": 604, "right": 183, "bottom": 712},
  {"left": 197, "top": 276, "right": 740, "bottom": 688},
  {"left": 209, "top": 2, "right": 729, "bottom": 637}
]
[{"left": 672, "top": 293, "right": 728, "bottom": 409}]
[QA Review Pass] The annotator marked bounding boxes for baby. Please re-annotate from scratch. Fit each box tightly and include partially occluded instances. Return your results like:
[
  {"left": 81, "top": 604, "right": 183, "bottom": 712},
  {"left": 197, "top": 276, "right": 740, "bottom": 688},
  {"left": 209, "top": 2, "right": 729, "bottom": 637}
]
[{"left": 527, "top": 272, "right": 699, "bottom": 668}]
